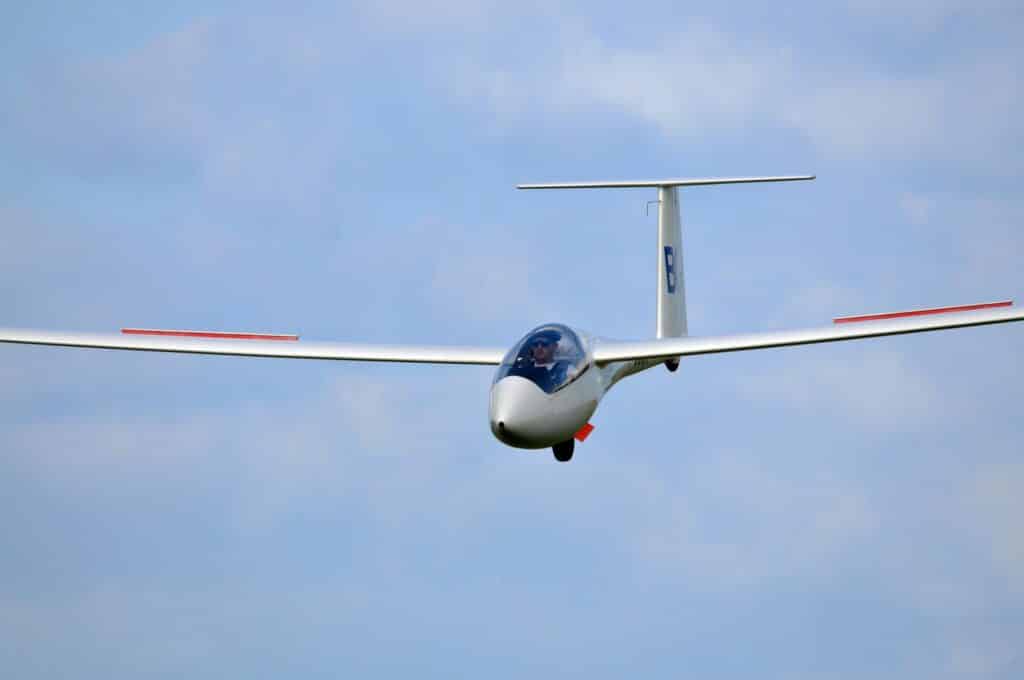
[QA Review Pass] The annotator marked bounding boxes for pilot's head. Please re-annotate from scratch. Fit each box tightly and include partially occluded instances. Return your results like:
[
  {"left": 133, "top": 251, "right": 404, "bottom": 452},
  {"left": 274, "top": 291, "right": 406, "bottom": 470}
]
[{"left": 528, "top": 329, "right": 560, "bottom": 364}]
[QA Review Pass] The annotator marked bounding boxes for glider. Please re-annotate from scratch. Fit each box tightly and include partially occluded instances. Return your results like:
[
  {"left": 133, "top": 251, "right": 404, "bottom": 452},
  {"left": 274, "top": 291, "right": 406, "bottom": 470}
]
[{"left": 3, "top": 175, "right": 1021, "bottom": 461}]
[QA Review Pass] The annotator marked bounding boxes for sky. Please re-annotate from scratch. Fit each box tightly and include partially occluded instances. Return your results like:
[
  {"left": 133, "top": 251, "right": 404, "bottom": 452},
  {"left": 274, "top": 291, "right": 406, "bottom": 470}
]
[{"left": 1, "top": 2, "right": 1022, "bottom": 678}]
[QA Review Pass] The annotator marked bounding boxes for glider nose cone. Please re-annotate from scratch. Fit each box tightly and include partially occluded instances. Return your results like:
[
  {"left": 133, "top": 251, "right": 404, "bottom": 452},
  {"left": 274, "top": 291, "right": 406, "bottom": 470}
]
[{"left": 489, "top": 376, "right": 547, "bottom": 448}]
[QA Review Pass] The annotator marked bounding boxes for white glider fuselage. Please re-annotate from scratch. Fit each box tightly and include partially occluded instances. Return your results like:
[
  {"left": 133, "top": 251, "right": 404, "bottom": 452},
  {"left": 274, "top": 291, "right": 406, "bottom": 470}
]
[
  {"left": 3, "top": 174, "right": 1022, "bottom": 463},
  {"left": 488, "top": 324, "right": 658, "bottom": 449},
  {"left": 489, "top": 371, "right": 600, "bottom": 449}
]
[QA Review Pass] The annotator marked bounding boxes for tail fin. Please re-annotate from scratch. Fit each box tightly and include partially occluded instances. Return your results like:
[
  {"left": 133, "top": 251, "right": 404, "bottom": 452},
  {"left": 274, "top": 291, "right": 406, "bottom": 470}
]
[
  {"left": 657, "top": 186, "right": 686, "bottom": 338},
  {"left": 517, "top": 175, "right": 815, "bottom": 341}
]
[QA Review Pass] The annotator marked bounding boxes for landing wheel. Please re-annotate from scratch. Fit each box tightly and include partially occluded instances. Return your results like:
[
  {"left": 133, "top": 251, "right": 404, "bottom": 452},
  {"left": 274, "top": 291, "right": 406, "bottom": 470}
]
[{"left": 552, "top": 440, "right": 575, "bottom": 462}]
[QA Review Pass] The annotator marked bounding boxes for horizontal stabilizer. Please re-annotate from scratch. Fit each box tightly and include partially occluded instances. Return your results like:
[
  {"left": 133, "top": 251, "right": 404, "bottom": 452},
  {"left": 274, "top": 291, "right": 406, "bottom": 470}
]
[{"left": 517, "top": 176, "right": 815, "bottom": 190}]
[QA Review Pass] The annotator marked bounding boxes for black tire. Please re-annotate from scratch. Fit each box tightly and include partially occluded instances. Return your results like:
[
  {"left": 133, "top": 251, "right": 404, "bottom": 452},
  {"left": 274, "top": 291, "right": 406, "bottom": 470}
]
[{"left": 552, "top": 440, "right": 574, "bottom": 462}]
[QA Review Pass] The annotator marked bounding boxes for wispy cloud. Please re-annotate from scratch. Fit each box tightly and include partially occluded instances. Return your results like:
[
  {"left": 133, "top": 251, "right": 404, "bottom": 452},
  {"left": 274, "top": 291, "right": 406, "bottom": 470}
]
[
  {"left": 2, "top": 4, "right": 1023, "bottom": 678},
  {"left": 435, "top": 13, "right": 1021, "bottom": 166}
]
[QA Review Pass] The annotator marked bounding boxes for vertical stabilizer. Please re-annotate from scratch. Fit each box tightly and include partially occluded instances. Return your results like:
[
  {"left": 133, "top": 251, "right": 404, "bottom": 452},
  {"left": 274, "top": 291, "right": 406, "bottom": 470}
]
[
  {"left": 657, "top": 186, "right": 687, "bottom": 339},
  {"left": 516, "top": 174, "right": 814, "bottom": 349}
]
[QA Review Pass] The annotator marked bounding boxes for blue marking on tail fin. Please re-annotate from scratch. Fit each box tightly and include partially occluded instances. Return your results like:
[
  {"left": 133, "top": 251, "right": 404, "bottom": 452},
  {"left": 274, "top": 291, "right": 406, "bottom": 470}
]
[{"left": 663, "top": 246, "right": 677, "bottom": 294}]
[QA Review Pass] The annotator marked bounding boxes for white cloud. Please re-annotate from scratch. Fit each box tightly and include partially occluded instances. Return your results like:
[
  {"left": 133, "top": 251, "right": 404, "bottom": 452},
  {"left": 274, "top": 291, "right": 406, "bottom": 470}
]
[
  {"left": 426, "top": 219, "right": 562, "bottom": 325},
  {"left": 3, "top": 7, "right": 1023, "bottom": 677},
  {"left": 734, "top": 347, "right": 954, "bottom": 431},
  {"left": 964, "top": 461, "right": 1024, "bottom": 596},
  {"left": 14, "top": 19, "right": 217, "bottom": 171},
  {"left": 615, "top": 447, "right": 878, "bottom": 590},
  {"left": 6, "top": 13, "right": 359, "bottom": 211},
  {"left": 843, "top": 0, "right": 1018, "bottom": 28},
  {"left": 353, "top": 0, "right": 507, "bottom": 34},
  {"left": 440, "top": 15, "right": 1021, "bottom": 165},
  {"left": 883, "top": 191, "right": 1024, "bottom": 295},
  {"left": 788, "top": 57, "right": 1020, "bottom": 162},
  {"left": 900, "top": 192, "right": 934, "bottom": 225},
  {"left": 954, "top": 196, "right": 1024, "bottom": 292},
  {"left": 0, "top": 373, "right": 427, "bottom": 544},
  {"left": 451, "top": 22, "right": 794, "bottom": 137}
]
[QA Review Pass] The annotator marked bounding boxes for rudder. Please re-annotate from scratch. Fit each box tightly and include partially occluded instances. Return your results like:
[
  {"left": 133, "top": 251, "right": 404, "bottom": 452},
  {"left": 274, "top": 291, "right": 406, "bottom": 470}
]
[{"left": 657, "top": 186, "right": 687, "bottom": 339}]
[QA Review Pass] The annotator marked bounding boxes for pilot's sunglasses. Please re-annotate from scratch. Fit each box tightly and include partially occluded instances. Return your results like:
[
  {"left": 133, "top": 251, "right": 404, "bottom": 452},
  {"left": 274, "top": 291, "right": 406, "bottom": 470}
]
[{"left": 531, "top": 339, "right": 552, "bottom": 348}]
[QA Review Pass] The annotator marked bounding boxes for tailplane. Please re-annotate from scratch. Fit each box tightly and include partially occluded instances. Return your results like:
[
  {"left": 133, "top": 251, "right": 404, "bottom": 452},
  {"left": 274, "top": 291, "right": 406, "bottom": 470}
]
[{"left": 517, "top": 175, "right": 815, "bottom": 362}]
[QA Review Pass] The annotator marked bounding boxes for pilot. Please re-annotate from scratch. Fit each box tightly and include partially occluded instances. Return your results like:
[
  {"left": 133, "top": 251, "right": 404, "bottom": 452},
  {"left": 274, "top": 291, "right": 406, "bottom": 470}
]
[{"left": 523, "top": 329, "right": 570, "bottom": 390}]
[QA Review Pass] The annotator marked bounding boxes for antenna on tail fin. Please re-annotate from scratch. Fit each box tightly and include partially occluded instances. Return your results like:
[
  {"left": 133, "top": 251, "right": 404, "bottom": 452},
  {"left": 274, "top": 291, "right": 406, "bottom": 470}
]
[{"left": 517, "top": 175, "right": 815, "bottom": 369}]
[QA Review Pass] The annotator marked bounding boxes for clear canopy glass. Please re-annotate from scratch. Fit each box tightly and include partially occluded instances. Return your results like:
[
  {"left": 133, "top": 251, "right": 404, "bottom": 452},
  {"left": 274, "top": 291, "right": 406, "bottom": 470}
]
[{"left": 493, "top": 324, "right": 590, "bottom": 394}]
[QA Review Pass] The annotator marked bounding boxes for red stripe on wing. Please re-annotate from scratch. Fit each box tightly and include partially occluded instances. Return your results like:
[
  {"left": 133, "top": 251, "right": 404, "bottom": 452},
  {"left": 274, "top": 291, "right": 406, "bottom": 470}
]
[
  {"left": 833, "top": 300, "right": 1012, "bottom": 325},
  {"left": 121, "top": 328, "right": 299, "bottom": 341}
]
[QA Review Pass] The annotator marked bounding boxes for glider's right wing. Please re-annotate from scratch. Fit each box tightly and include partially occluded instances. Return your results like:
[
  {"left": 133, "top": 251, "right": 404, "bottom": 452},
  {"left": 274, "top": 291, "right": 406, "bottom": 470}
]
[
  {"left": 0, "top": 327, "right": 505, "bottom": 365},
  {"left": 593, "top": 301, "right": 1024, "bottom": 364}
]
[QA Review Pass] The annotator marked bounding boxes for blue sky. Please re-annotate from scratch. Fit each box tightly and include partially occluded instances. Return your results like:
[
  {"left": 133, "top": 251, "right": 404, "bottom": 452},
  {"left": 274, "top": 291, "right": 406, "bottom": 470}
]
[{"left": 2, "top": 2, "right": 1022, "bottom": 678}]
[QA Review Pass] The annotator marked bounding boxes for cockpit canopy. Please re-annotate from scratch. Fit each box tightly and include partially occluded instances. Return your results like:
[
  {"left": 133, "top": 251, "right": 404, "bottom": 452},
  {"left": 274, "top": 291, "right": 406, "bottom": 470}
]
[{"left": 493, "top": 324, "right": 590, "bottom": 394}]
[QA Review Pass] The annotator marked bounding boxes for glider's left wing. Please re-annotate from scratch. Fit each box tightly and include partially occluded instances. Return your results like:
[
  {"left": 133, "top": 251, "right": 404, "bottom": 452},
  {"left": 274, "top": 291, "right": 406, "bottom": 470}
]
[
  {"left": 593, "top": 301, "right": 1024, "bottom": 364},
  {"left": 0, "top": 327, "right": 505, "bottom": 365}
]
